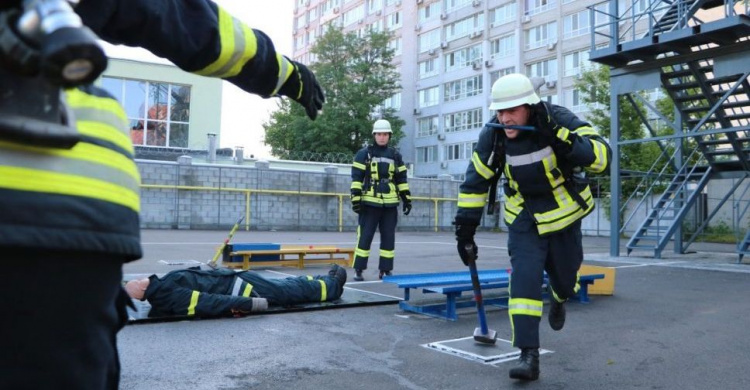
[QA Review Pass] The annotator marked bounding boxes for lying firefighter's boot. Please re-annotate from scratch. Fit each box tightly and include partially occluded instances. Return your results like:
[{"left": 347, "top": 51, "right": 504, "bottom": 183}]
[
  {"left": 548, "top": 299, "right": 566, "bottom": 331},
  {"left": 509, "top": 348, "right": 540, "bottom": 381},
  {"left": 353, "top": 269, "right": 364, "bottom": 282}
]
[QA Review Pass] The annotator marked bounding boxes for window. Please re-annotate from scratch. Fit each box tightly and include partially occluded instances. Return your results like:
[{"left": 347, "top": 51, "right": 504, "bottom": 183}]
[
  {"left": 444, "top": 108, "right": 483, "bottom": 133},
  {"left": 368, "top": 0, "right": 383, "bottom": 13},
  {"left": 321, "top": 0, "right": 340, "bottom": 16},
  {"left": 418, "top": 28, "right": 441, "bottom": 53},
  {"left": 417, "top": 116, "right": 439, "bottom": 137},
  {"left": 564, "top": 88, "right": 584, "bottom": 111},
  {"left": 489, "top": 34, "right": 515, "bottom": 59},
  {"left": 388, "top": 38, "right": 402, "bottom": 56},
  {"left": 444, "top": 13, "right": 484, "bottom": 42},
  {"left": 416, "top": 145, "right": 438, "bottom": 162},
  {"left": 444, "top": 141, "right": 477, "bottom": 160},
  {"left": 524, "top": 21, "right": 557, "bottom": 50},
  {"left": 526, "top": 57, "right": 557, "bottom": 79},
  {"left": 101, "top": 77, "right": 191, "bottom": 148},
  {"left": 445, "top": 0, "right": 473, "bottom": 13},
  {"left": 369, "top": 19, "right": 384, "bottom": 33},
  {"left": 296, "top": 15, "right": 306, "bottom": 29},
  {"left": 418, "top": 2, "right": 440, "bottom": 22},
  {"left": 444, "top": 75, "right": 483, "bottom": 102},
  {"left": 490, "top": 66, "right": 516, "bottom": 84},
  {"left": 386, "top": 11, "right": 402, "bottom": 29},
  {"left": 383, "top": 93, "right": 402, "bottom": 110},
  {"left": 418, "top": 86, "right": 440, "bottom": 108},
  {"left": 563, "top": 49, "right": 590, "bottom": 77},
  {"left": 563, "top": 10, "right": 590, "bottom": 39},
  {"left": 525, "top": 0, "right": 556, "bottom": 16},
  {"left": 540, "top": 93, "right": 559, "bottom": 105},
  {"left": 491, "top": 2, "right": 517, "bottom": 27},
  {"left": 419, "top": 58, "right": 439, "bottom": 79},
  {"left": 343, "top": 4, "right": 364, "bottom": 25},
  {"left": 445, "top": 43, "right": 482, "bottom": 72}
]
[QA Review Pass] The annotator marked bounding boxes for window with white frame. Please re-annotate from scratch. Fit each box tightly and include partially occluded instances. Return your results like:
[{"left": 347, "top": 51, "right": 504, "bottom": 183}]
[
  {"left": 419, "top": 58, "right": 439, "bottom": 79},
  {"left": 563, "top": 49, "right": 590, "bottom": 77},
  {"left": 444, "top": 141, "right": 477, "bottom": 160},
  {"left": 419, "top": 28, "right": 441, "bottom": 53},
  {"left": 540, "top": 93, "right": 559, "bottom": 105},
  {"left": 386, "top": 11, "right": 401, "bottom": 29},
  {"left": 386, "top": 0, "right": 400, "bottom": 5},
  {"left": 444, "top": 108, "right": 483, "bottom": 133},
  {"left": 563, "top": 10, "right": 590, "bottom": 39},
  {"left": 417, "top": 116, "right": 439, "bottom": 137},
  {"left": 296, "top": 15, "right": 306, "bottom": 29},
  {"left": 369, "top": 0, "right": 383, "bottom": 13},
  {"left": 343, "top": 4, "right": 364, "bottom": 25},
  {"left": 564, "top": 88, "right": 584, "bottom": 111},
  {"left": 295, "top": 34, "right": 305, "bottom": 48},
  {"left": 445, "top": 13, "right": 484, "bottom": 42},
  {"left": 418, "top": 86, "right": 440, "bottom": 108},
  {"left": 524, "top": 21, "right": 557, "bottom": 50},
  {"left": 445, "top": 0, "right": 473, "bottom": 13},
  {"left": 445, "top": 43, "right": 482, "bottom": 72},
  {"left": 633, "top": 0, "right": 650, "bottom": 14},
  {"left": 524, "top": 0, "right": 556, "bottom": 16},
  {"left": 321, "top": 0, "right": 340, "bottom": 16},
  {"left": 297, "top": 0, "right": 306, "bottom": 7},
  {"left": 444, "top": 75, "right": 483, "bottom": 102},
  {"left": 416, "top": 145, "right": 439, "bottom": 162},
  {"left": 489, "top": 33, "right": 515, "bottom": 59},
  {"left": 526, "top": 57, "right": 558, "bottom": 79},
  {"left": 369, "top": 19, "right": 383, "bottom": 32},
  {"left": 490, "top": 66, "right": 516, "bottom": 84},
  {"left": 491, "top": 2, "right": 517, "bottom": 27},
  {"left": 383, "top": 93, "right": 401, "bottom": 110},
  {"left": 388, "top": 38, "right": 402, "bottom": 56},
  {"left": 418, "top": 2, "right": 440, "bottom": 22},
  {"left": 308, "top": 6, "right": 318, "bottom": 19},
  {"left": 563, "top": 0, "right": 574, "bottom": 3}
]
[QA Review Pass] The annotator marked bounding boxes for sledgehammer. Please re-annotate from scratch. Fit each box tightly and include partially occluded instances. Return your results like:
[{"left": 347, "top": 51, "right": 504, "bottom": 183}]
[{"left": 465, "top": 244, "right": 497, "bottom": 344}]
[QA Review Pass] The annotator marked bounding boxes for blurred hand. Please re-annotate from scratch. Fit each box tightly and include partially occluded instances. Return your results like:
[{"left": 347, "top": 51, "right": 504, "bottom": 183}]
[
  {"left": 454, "top": 220, "right": 478, "bottom": 266},
  {"left": 403, "top": 201, "right": 412, "bottom": 216}
]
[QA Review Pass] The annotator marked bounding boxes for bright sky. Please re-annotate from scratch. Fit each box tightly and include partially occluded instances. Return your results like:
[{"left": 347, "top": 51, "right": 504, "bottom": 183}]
[{"left": 102, "top": 1, "right": 294, "bottom": 158}]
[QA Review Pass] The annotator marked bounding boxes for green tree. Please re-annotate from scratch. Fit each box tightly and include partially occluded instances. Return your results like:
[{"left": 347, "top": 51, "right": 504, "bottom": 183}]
[{"left": 263, "top": 27, "right": 403, "bottom": 160}]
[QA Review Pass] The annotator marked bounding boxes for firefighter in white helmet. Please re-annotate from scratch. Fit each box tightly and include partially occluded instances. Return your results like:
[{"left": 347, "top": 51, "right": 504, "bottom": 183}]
[
  {"left": 350, "top": 119, "right": 411, "bottom": 281},
  {"left": 454, "top": 73, "right": 611, "bottom": 381}
]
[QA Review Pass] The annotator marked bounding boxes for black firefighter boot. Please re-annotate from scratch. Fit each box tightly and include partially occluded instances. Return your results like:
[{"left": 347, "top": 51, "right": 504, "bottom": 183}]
[
  {"left": 353, "top": 269, "right": 364, "bottom": 282},
  {"left": 509, "top": 348, "right": 540, "bottom": 381},
  {"left": 549, "top": 299, "right": 566, "bottom": 331}
]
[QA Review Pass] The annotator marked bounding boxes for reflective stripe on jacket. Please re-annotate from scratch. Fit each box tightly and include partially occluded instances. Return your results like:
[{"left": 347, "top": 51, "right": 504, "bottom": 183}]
[
  {"left": 0, "top": 85, "right": 142, "bottom": 259},
  {"left": 351, "top": 145, "right": 410, "bottom": 208}
]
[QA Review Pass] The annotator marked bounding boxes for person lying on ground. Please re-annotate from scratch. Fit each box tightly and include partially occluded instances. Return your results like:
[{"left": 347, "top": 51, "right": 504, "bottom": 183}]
[{"left": 125, "top": 265, "right": 347, "bottom": 317}]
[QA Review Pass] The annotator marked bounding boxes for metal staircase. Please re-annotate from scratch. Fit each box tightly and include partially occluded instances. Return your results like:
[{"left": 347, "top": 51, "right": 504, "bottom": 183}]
[{"left": 589, "top": 0, "right": 750, "bottom": 258}]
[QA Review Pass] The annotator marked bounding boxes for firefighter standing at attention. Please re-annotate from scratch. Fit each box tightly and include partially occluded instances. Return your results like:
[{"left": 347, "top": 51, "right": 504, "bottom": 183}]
[
  {"left": 350, "top": 119, "right": 412, "bottom": 281},
  {"left": 454, "top": 73, "right": 610, "bottom": 381},
  {"left": 0, "top": 0, "right": 324, "bottom": 389}
]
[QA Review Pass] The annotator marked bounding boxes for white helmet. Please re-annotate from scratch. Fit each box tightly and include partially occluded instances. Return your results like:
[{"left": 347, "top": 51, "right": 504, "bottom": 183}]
[
  {"left": 372, "top": 119, "right": 392, "bottom": 134},
  {"left": 488, "top": 73, "right": 541, "bottom": 111}
]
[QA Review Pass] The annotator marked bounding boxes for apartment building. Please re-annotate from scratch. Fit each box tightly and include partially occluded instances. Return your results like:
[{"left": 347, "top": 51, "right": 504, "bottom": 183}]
[{"left": 292, "top": 0, "right": 645, "bottom": 178}]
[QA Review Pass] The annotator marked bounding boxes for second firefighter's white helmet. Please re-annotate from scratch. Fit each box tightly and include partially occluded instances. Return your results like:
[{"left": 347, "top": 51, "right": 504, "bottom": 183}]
[
  {"left": 372, "top": 119, "right": 393, "bottom": 134},
  {"left": 488, "top": 73, "right": 541, "bottom": 111}
]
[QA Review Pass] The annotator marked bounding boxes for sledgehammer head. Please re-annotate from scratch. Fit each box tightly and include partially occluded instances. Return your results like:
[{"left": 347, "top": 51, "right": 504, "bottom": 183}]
[{"left": 474, "top": 327, "right": 497, "bottom": 345}]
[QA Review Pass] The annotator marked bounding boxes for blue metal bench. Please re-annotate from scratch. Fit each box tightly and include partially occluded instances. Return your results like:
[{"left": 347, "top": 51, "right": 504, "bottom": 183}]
[{"left": 382, "top": 270, "right": 605, "bottom": 321}]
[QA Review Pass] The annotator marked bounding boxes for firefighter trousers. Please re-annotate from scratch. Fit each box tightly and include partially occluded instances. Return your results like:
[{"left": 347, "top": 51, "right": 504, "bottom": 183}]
[
  {"left": 352, "top": 205, "right": 397, "bottom": 271},
  {"left": 238, "top": 272, "right": 343, "bottom": 306},
  {"left": 507, "top": 209, "right": 583, "bottom": 349}
]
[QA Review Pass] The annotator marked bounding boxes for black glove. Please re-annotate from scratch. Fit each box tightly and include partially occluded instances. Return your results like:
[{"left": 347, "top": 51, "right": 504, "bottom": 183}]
[
  {"left": 400, "top": 191, "right": 412, "bottom": 216},
  {"left": 351, "top": 191, "right": 362, "bottom": 214},
  {"left": 454, "top": 218, "right": 478, "bottom": 266},
  {"left": 402, "top": 201, "right": 412, "bottom": 216},
  {"left": 277, "top": 57, "right": 325, "bottom": 120},
  {"left": 533, "top": 102, "right": 573, "bottom": 156}
]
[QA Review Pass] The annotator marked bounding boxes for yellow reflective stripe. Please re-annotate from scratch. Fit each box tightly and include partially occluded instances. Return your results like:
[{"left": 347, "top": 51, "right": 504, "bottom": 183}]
[
  {"left": 242, "top": 284, "right": 253, "bottom": 297},
  {"left": 534, "top": 187, "right": 593, "bottom": 223},
  {"left": 574, "top": 271, "right": 581, "bottom": 294},
  {"left": 352, "top": 162, "right": 367, "bottom": 170},
  {"left": 556, "top": 127, "right": 571, "bottom": 143},
  {"left": 195, "top": 7, "right": 258, "bottom": 78},
  {"left": 379, "top": 249, "right": 395, "bottom": 258},
  {"left": 573, "top": 126, "right": 598, "bottom": 137},
  {"left": 398, "top": 165, "right": 407, "bottom": 173},
  {"left": 318, "top": 279, "right": 327, "bottom": 301},
  {"left": 306, "top": 275, "right": 313, "bottom": 280},
  {"left": 458, "top": 192, "right": 486, "bottom": 208},
  {"left": 586, "top": 139, "right": 608, "bottom": 173},
  {"left": 0, "top": 166, "right": 140, "bottom": 212},
  {"left": 271, "top": 54, "right": 294, "bottom": 96},
  {"left": 397, "top": 183, "right": 409, "bottom": 192},
  {"left": 543, "top": 154, "right": 565, "bottom": 188},
  {"left": 65, "top": 89, "right": 126, "bottom": 124},
  {"left": 187, "top": 291, "right": 200, "bottom": 315},
  {"left": 471, "top": 152, "right": 494, "bottom": 180},
  {"left": 351, "top": 195, "right": 361, "bottom": 202},
  {"left": 351, "top": 181, "right": 363, "bottom": 190},
  {"left": 355, "top": 248, "right": 370, "bottom": 257},
  {"left": 508, "top": 298, "right": 543, "bottom": 317}
]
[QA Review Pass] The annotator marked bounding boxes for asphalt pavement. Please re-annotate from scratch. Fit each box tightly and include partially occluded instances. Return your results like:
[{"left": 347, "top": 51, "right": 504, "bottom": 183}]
[{"left": 118, "top": 229, "right": 750, "bottom": 390}]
